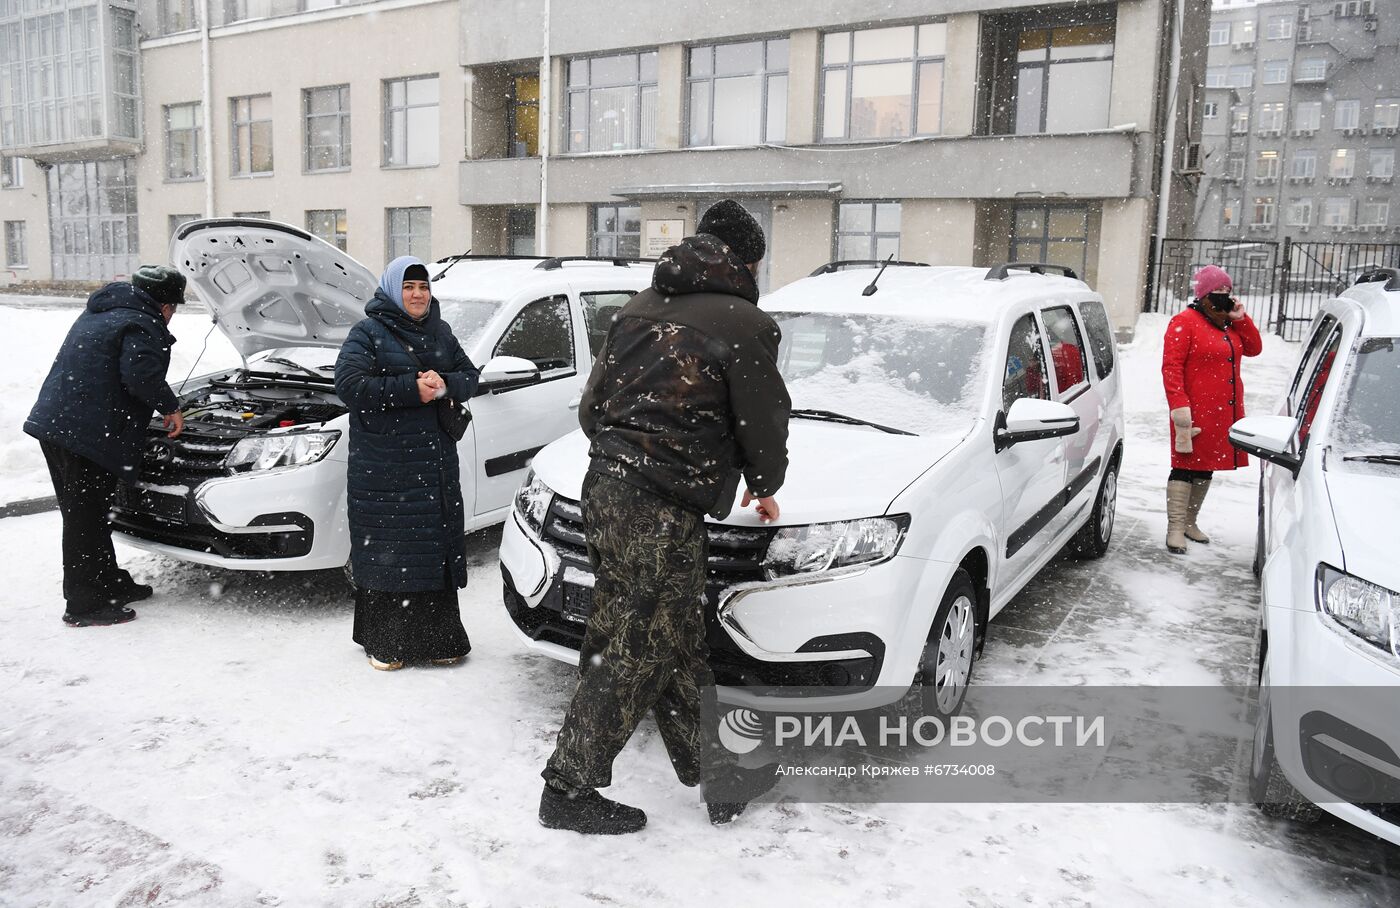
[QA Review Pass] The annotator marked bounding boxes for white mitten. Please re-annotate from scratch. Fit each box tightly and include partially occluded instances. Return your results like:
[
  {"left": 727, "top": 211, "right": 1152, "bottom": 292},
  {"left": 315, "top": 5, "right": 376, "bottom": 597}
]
[{"left": 1171, "top": 407, "right": 1201, "bottom": 454}]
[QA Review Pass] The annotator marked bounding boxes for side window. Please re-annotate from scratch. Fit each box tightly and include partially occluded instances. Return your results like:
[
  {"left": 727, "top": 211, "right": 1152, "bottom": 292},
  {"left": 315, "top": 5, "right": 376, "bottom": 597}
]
[
  {"left": 580, "top": 291, "right": 637, "bottom": 359},
  {"left": 494, "top": 295, "right": 575, "bottom": 374},
  {"left": 1077, "top": 299, "right": 1116, "bottom": 380},
  {"left": 1041, "top": 306, "right": 1089, "bottom": 398},
  {"left": 1288, "top": 315, "right": 1338, "bottom": 415},
  {"left": 1003, "top": 313, "right": 1050, "bottom": 412},
  {"left": 1297, "top": 328, "right": 1343, "bottom": 447}
]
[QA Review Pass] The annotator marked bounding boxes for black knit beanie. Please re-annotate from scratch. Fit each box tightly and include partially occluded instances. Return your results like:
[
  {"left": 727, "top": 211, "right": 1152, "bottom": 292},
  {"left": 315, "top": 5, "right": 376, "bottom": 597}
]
[
  {"left": 403, "top": 263, "right": 430, "bottom": 283},
  {"left": 697, "top": 199, "right": 766, "bottom": 264},
  {"left": 132, "top": 264, "right": 187, "bottom": 308}
]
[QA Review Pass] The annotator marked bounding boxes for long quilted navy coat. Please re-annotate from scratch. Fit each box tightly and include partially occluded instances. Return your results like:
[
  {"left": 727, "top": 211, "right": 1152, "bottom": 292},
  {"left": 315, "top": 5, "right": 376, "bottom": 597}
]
[{"left": 334, "top": 291, "right": 479, "bottom": 592}]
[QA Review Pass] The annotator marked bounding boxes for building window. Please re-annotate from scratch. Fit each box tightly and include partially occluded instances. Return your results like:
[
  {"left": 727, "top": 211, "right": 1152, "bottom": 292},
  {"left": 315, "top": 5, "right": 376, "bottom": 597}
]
[
  {"left": 1361, "top": 200, "right": 1390, "bottom": 227},
  {"left": 1334, "top": 99, "right": 1360, "bottom": 131},
  {"left": 590, "top": 204, "right": 641, "bottom": 257},
  {"left": 1330, "top": 148, "right": 1355, "bottom": 179},
  {"left": 1205, "top": 66, "right": 1226, "bottom": 89},
  {"left": 1202, "top": 101, "right": 1218, "bottom": 119},
  {"left": 507, "top": 207, "right": 535, "bottom": 256},
  {"left": 1265, "top": 15, "right": 1293, "bottom": 40},
  {"left": 1, "top": 156, "right": 20, "bottom": 189},
  {"left": 1323, "top": 197, "right": 1354, "bottom": 227},
  {"left": 1291, "top": 149, "right": 1317, "bottom": 179},
  {"left": 1257, "top": 102, "right": 1284, "bottom": 132},
  {"left": 304, "top": 84, "right": 350, "bottom": 172},
  {"left": 1, "top": 3, "right": 101, "bottom": 146},
  {"left": 110, "top": 8, "right": 138, "bottom": 140},
  {"left": 1011, "top": 205, "right": 1088, "bottom": 277},
  {"left": 508, "top": 74, "right": 540, "bottom": 158},
  {"left": 386, "top": 206, "right": 431, "bottom": 261},
  {"left": 1235, "top": 19, "right": 1256, "bottom": 43},
  {"left": 1294, "top": 101, "right": 1321, "bottom": 131},
  {"left": 1251, "top": 196, "right": 1276, "bottom": 227},
  {"left": 835, "top": 201, "right": 901, "bottom": 261},
  {"left": 1208, "top": 22, "right": 1230, "bottom": 45},
  {"left": 383, "top": 75, "right": 439, "bottom": 167},
  {"left": 1012, "top": 20, "right": 1113, "bottom": 134},
  {"left": 306, "top": 209, "right": 347, "bottom": 251},
  {"left": 1370, "top": 148, "right": 1395, "bottom": 180},
  {"left": 1222, "top": 199, "right": 1239, "bottom": 227},
  {"left": 3, "top": 220, "right": 25, "bottom": 267},
  {"left": 821, "top": 24, "right": 944, "bottom": 140},
  {"left": 164, "top": 102, "right": 202, "bottom": 180},
  {"left": 1334, "top": 1, "right": 1377, "bottom": 18},
  {"left": 1230, "top": 106, "right": 1249, "bottom": 134},
  {"left": 1255, "top": 150, "right": 1279, "bottom": 179},
  {"left": 230, "top": 94, "right": 272, "bottom": 175},
  {"left": 233, "top": 210, "right": 270, "bottom": 219},
  {"left": 157, "top": 0, "right": 199, "bottom": 34},
  {"left": 689, "top": 37, "right": 789, "bottom": 147},
  {"left": 566, "top": 51, "right": 658, "bottom": 152},
  {"left": 1296, "top": 58, "right": 1326, "bottom": 82},
  {"left": 46, "top": 158, "right": 140, "bottom": 281},
  {"left": 1262, "top": 60, "right": 1289, "bottom": 84},
  {"left": 1226, "top": 65, "right": 1253, "bottom": 88},
  {"left": 1286, "top": 199, "right": 1313, "bottom": 227},
  {"left": 169, "top": 213, "right": 200, "bottom": 240},
  {"left": 1225, "top": 153, "right": 1245, "bottom": 180},
  {"left": 1374, "top": 99, "right": 1400, "bottom": 130}
]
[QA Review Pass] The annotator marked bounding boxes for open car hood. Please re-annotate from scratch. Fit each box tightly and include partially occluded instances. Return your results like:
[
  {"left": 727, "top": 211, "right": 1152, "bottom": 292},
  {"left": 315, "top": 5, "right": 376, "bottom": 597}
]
[{"left": 170, "top": 219, "right": 376, "bottom": 358}]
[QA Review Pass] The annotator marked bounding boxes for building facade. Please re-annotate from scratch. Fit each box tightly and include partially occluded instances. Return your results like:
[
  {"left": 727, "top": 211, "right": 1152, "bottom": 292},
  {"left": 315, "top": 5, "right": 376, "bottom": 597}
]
[
  {"left": 1196, "top": 0, "right": 1400, "bottom": 242},
  {"left": 1, "top": 0, "right": 1208, "bottom": 330}
]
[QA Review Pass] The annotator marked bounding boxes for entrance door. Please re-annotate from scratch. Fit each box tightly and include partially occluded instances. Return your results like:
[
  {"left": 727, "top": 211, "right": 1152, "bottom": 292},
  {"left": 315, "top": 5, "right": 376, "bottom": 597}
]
[
  {"left": 47, "top": 158, "right": 140, "bottom": 281},
  {"left": 696, "top": 198, "right": 772, "bottom": 293}
]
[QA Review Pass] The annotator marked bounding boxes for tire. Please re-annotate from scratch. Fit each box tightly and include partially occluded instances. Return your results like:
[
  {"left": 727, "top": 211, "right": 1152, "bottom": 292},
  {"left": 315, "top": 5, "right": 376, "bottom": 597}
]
[
  {"left": 887, "top": 569, "right": 981, "bottom": 721},
  {"left": 1250, "top": 668, "right": 1324, "bottom": 823},
  {"left": 1070, "top": 455, "right": 1119, "bottom": 560}
]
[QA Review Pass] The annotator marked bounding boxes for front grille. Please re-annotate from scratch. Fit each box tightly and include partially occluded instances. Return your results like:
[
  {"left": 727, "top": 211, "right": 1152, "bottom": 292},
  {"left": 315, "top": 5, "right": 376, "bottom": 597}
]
[
  {"left": 138, "top": 424, "right": 240, "bottom": 486},
  {"left": 540, "top": 494, "right": 775, "bottom": 586}
]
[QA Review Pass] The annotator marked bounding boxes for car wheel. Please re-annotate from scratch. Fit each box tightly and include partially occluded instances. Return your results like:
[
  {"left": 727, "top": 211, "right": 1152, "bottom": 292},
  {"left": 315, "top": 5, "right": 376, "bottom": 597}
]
[
  {"left": 1250, "top": 665, "right": 1323, "bottom": 823},
  {"left": 1070, "top": 456, "right": 1118, "bottom": 560},
  {"left": 888, "top": 569, "right": 980, "bottom": 721}
]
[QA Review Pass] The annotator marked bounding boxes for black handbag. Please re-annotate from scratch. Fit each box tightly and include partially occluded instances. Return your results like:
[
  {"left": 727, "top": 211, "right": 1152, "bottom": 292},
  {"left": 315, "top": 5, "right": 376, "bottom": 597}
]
[{"left": 383, "top": 329, "right": 473, "bottom": 442}]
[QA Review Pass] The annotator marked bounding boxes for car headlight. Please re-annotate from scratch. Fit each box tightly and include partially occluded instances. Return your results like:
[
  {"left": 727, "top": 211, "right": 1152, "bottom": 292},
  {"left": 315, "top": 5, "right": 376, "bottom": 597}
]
[
  {"left": 1317, "top": 564, "right": 1400, "bottom": 662},
  {"left": 762, "top": 515, "right": 910, "bottom": 580},
  {"left": 514, "top": 470, "right": 553, "bottom": 532},
  {"left": 225, "top": 431, "right": 340, "bottom": 472}
]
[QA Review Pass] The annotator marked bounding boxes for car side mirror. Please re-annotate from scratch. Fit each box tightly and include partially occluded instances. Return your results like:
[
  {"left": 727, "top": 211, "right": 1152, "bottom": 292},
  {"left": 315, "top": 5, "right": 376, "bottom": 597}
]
[
  {"left": 475, "top": 355, "right": 541, "bottom": 396},
  {"left": 995, "top": 398, "right": 1079, "bottom": 451},
  {"left": 1229, "top": 415, "right": 1301, "bottom": 476}
]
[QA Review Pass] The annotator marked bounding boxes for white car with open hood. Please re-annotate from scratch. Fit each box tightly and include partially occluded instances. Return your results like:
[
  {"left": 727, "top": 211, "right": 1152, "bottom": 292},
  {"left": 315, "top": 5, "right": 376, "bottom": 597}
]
[
  {"left": 1232, "top": 267, "right": 1400, "bottom": 845},
  {"left": 499, "top": 261, "right": 1126, "bottom": 712},
  {"left": 109, "top": 218, "right": 654, "bottom": 571}
]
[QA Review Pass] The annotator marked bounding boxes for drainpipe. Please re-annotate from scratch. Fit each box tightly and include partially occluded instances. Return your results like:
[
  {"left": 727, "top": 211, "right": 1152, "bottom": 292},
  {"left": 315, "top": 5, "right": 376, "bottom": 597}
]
[
  {"left": 537, "top": 0, "right": 550, "bottom": 255},
  {"left": 201, "top": 0, "right": 215, "bottom": 218},
  {"left": 1150, "top": 0, "right": 1184, "bottom": 298}
]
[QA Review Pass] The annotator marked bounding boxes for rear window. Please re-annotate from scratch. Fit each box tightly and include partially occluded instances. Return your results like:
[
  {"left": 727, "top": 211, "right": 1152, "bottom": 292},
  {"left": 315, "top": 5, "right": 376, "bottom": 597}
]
[{"left": 1078, "top": 299, "right": 1116, "bottom": 380}]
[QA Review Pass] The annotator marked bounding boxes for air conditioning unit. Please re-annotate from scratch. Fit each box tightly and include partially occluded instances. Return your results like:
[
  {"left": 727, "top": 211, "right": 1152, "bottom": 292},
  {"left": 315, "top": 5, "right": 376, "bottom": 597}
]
[
  {"left": 1182, "top": 142, "right": 1204, "bottom": 173},
  {"left": 1291, "top": 128, "right": 1317, "bottom": 137},
  {"left": 1368, "top": 174, "right": 1395, "bottom": 183},
  {"left": 1327, "top": 176, "right": 1355, "bottom": 184},
  {"left": 1372, "top": 126, "right": 1398, "bottom": 136},
  {"left": 1288, "top": 175, "right": 1314, "bottom": 184},
  {"left": 1340, "top": 126, "right": 1363, "bottom": 135},
  {"left": 1257, "top": 128, "right": 1283, "bottom": 137},
  {"left": 1364, "top": 18, "right": 1378, "bottom": 31}
]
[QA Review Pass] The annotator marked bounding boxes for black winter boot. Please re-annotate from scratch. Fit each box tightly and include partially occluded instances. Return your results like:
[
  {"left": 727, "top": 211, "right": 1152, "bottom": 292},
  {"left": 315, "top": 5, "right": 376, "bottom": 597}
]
[
  {"left": 705, "top": 763, "right": 781, "bottom": 825},
  {"left": 539, "top": 783, "right": 647, "bottom": 835},
  {"left": 63, "top": 605, "right": 137, "bottom": 627}
]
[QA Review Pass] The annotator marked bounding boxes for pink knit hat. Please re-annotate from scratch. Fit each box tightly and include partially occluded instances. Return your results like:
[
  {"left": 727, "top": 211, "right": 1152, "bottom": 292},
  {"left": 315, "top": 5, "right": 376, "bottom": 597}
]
[{"left": 1192, "top": 264, "right": 1233, "bottom": 299}]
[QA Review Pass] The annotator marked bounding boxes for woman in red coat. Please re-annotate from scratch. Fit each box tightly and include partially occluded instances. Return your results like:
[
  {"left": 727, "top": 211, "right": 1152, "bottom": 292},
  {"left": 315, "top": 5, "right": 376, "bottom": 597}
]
[{"left": 1161, "top": 265, "right": 1263, "bottom": 553}]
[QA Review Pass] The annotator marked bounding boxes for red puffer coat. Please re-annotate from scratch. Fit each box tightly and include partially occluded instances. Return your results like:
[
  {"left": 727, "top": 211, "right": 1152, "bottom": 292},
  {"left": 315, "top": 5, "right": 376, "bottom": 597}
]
[{"left": 1162, "top": 305, "right": 1264, "bottom": 471}]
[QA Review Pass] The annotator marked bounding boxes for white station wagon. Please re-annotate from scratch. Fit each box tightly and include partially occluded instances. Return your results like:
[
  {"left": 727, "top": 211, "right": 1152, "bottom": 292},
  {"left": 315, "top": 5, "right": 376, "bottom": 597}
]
[
  {"left": 500, "top": 261, "right": 1125, "bottom": 713},
  {"left": 109, "top": 218, "right": 654, "bottom": 572}
]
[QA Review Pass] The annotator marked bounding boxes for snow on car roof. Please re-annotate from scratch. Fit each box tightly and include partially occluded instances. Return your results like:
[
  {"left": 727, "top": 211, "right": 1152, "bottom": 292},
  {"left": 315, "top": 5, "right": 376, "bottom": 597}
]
[
  {"left": 430, "top": 258, "right": 655, "bottom": 302},
  {"left": 762, "top": 266, "right": 1095, "bottom": 324}
]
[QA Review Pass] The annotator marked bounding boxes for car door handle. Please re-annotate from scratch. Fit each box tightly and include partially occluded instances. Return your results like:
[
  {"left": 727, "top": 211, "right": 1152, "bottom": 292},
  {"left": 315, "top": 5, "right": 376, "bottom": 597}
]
[{"left": 567, "top": 396, "right": 582, "bottom": 410}]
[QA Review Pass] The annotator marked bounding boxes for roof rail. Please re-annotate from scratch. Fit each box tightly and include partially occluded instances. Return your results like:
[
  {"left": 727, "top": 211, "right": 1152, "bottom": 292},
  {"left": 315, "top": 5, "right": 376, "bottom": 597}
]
[
  {"left": 1354, "top": 267, "right": 1400, "bottom": 291},
  {"left": 432, "top": 253, "right": 550, "bottom": 264},
  {"left": 534, "top": 256, "right": 659, "bottom": 271},
  {"left": 810, "top": 259, "right": 930, "bottom": 277},
  {"left": 985, "top": 262, "right": 1080, "bottom": 282}
]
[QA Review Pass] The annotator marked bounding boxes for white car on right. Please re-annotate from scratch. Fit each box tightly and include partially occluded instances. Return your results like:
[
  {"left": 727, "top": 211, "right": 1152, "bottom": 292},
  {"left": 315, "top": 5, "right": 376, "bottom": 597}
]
[{"left": 1230, "top": 267, "right": 1400, "bottom": 843}]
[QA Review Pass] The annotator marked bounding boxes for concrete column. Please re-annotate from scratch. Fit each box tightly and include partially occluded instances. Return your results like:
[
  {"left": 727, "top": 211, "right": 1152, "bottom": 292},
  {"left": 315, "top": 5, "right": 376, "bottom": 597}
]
[
  {"left": 786, "top": 29, "right": 819, "bottom": 146},
  {"left": 901, "top": 200, "right": 977, "bottom": 265},
  {"left": 1096, "top": 197, "right": 1152, "bottom": 331},
  {"left": 656, "top": 44, "right": 684, "bottom": 150},
  {"left": 770, "top": 197, "right": 833, "bottom": 289},
  {"left": 549, "top": 56, "right": 567, "bottom": 156},
  {"left": 1109, "top": 0, "right": 1161, "bottom": 129},
  {"left": 941, "top": 13, "right": 980, "bottom": 137},
  {"left": 547, "top": 203, "right": 588, "bottom": 256}
]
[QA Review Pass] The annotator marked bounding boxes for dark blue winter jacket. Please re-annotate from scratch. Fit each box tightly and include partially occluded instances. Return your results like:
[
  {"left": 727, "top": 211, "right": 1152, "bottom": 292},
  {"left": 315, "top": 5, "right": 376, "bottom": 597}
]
[
  {"left": 334, "top": 291, "right": 480, "bottom": 593},
  {"left": 25, "top": 282, "right": 180, "bottom": 478}
]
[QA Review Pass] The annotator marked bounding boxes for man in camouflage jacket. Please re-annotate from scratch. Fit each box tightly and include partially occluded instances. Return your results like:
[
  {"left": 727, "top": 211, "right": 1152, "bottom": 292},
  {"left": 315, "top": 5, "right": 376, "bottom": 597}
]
[{"left": 540, "top": 200, "right": 791, "bottom": 835}]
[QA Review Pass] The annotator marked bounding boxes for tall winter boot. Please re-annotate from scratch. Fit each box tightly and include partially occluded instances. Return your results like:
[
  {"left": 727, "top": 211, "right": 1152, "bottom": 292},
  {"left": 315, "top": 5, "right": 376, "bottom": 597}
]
[
  {"left": 1166, "top": 480, "right": 1191, "bottom": 555},
  {"left": 1184, "top": 476, "right": 1212, "bottom": 544}
]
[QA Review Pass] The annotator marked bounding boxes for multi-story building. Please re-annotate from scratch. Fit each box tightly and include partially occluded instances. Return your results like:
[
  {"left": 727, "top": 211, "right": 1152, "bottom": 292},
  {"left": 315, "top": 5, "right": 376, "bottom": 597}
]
[
  {"left": 1196, "top": 0, "right": 1399, "bottom": 242},
  {"left": 1, "top": 0, "right": 1208, "bottom": 330}
]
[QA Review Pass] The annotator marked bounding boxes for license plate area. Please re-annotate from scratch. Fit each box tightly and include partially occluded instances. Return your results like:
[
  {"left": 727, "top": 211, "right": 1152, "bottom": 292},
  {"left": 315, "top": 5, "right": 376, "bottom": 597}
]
[
  {"left": 115, "top": 484, "right": 188, "bottom": 523},
  {"left": 561, "top": 582, "right": 594, "bottom": 625}
]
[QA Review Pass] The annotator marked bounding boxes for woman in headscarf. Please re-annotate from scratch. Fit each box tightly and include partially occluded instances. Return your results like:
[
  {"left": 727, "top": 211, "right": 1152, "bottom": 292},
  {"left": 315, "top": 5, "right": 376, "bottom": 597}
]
[
  {"left": 334, "top": 256, "right": 479, "bottom": 669},
  {"left": 1160, "top": 264, "right": 1263, "bottom": 554}
]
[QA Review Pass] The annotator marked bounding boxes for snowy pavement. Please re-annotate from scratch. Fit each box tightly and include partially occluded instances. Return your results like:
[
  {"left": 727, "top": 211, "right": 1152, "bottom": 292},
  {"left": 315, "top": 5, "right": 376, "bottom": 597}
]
[{"left": 2, "top": 310, "right": 1399, "bottom": 906}]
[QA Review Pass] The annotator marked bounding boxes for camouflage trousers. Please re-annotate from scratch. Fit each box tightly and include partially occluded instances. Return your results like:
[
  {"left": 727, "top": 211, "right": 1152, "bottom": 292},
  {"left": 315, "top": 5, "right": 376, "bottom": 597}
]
[{"left": 543, "top": 471, "right": 720, "bottom": 791}]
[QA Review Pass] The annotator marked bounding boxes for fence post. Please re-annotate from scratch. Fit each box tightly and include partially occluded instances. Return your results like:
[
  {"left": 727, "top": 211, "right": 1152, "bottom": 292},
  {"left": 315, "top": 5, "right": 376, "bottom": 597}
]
[
  {"left": 1276, "top": 236, "right": 1291, "bottom": 337},
  {"left": 1143, "top": 232, "right": 1159, "bottom": 313}
]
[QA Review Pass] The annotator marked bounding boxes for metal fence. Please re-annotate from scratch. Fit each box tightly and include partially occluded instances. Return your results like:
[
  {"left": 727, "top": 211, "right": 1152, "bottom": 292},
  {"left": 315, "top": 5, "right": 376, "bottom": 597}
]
[{"left": 1149, "top": 236, "right": 1400, "bottom": 342}]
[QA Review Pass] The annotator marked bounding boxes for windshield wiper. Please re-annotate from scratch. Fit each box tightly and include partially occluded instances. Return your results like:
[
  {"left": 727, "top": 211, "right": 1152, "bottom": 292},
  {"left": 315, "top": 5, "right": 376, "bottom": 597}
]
[
  {"left": 1342, "top": 453, "right": 1400, "bottom": 465},
  {"left": 790, "top": 408, "right": 915, "bottom": 436},
  {"left": 262, "top": 357, "right": 328, "bottom": 380}
]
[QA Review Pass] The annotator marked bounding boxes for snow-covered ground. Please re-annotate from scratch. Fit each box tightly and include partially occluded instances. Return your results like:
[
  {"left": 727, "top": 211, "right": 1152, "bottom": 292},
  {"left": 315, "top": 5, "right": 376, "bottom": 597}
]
[{"left": 2, "top": 305, "right": 1398, "bottom": 906}]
